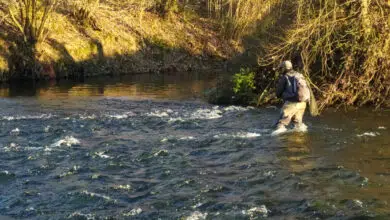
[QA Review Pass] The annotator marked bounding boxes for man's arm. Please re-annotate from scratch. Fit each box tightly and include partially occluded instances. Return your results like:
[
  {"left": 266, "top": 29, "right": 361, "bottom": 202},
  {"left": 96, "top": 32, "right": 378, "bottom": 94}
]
[{"left": 275, "top": 76, "right": 286, "bottom": 98}]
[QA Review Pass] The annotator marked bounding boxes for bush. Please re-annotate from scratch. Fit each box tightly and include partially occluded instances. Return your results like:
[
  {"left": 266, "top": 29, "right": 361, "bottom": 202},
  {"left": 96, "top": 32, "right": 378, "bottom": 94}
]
[{"left": 232, "top": 68, "right": 256, "bottom": 104}]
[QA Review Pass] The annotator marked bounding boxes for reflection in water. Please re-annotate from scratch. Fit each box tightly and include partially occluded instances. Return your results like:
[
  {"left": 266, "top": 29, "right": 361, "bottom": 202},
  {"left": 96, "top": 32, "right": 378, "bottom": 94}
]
[
  {"left": 324, "top": 121, "right": 390, "bottom": 205},
  {"left": 278, "top": 133, "right": 315, "bottom": 173},
  {"left": 0, "top": 72, "right": 219, "bottom": 100}
]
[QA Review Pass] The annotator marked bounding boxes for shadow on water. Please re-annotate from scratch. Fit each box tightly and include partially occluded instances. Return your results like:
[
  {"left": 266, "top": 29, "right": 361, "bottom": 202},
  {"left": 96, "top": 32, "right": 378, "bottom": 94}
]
[{"left": 0, "top": 71, "right": 221, "bottom": 100}]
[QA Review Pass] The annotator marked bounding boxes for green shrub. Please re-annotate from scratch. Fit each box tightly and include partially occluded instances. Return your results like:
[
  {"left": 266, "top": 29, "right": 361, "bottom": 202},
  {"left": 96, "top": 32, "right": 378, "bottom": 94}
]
[
  {"left": 233, "top": 68, "right": 256, "bottom": 94},
  {"left": 232, "top": 68, "right": 256, "bottom": 105}
]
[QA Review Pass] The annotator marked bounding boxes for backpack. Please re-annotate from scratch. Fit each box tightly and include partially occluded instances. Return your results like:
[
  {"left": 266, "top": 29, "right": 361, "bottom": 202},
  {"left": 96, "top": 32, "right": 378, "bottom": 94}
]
[{"left": 286, "top": 72, "right": 311, "bottom": 102}]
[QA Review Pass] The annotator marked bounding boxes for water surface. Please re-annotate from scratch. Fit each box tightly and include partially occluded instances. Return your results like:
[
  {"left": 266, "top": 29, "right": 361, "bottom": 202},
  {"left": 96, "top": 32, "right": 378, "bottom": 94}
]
[{"left": 0, "top": 72, "right": 389, "bottom": 219}]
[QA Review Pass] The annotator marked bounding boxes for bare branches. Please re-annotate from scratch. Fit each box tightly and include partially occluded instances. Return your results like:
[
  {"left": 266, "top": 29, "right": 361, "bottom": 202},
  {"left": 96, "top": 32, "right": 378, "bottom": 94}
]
[
  {"left": 206, "top": 0, "right": 282, "bottom": 40},
  {"left": 7, "top": 0, "right": 58, "bottom": 45},
  {"left": 259, "top": 0, "right": 390, "bottom": 110}
]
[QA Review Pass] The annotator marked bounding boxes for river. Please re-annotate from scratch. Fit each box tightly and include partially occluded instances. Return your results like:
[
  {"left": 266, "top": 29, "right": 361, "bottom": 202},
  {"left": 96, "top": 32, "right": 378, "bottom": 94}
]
[{"left": 0, "top": 72, "right": 389, "bottom": 219}]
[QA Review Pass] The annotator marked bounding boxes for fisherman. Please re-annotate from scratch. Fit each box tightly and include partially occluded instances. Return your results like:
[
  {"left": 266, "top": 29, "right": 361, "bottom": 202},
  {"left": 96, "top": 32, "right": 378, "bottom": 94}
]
[{"left": 273, "top": 60, "right": 310, "bottom": 135}]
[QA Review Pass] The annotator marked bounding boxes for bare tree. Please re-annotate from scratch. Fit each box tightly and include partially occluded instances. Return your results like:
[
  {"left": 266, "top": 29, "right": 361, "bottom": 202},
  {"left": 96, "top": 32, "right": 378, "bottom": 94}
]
[
  {"left": 5, "top": 0, "right": 60, "bottom": 79},
  {"left": 7, "top": 0, "right": 59, "bottom": 45}
]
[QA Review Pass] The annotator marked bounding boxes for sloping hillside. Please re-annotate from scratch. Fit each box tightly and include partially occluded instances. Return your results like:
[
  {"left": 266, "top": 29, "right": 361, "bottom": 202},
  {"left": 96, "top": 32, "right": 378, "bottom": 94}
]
[{"left": 0, "top": 1, "right": 242, "bottom": 79}]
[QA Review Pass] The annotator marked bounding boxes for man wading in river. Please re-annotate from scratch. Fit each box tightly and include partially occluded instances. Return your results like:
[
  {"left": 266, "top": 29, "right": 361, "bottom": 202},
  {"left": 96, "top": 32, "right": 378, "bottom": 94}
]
[{"left": 272, "top": 60, "right": 311, "bottom": 135}]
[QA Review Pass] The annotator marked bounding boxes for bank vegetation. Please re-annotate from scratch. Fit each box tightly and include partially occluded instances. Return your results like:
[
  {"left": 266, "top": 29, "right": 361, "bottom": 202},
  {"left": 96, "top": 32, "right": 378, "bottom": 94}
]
[{"left": 0, "top": 0, "right": 389, "bottom": 110}]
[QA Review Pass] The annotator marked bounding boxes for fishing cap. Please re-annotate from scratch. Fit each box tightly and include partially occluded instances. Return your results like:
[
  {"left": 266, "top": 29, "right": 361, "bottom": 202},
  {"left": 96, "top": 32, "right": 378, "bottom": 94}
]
[{"left": 278, "top": 60, "right": 293, "bottom": 71}]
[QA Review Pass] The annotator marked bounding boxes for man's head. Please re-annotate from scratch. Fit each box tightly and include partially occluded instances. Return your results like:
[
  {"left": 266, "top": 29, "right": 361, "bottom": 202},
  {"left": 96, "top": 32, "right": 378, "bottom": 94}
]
[{"left": 278, "top": 60, "right": 293, "bottom": 73}]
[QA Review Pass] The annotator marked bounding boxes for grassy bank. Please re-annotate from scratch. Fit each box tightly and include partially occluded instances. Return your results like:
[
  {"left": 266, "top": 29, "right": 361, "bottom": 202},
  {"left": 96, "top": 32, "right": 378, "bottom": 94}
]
[{"left": 0, "top": 0, "right": 244, "bottom": 80}]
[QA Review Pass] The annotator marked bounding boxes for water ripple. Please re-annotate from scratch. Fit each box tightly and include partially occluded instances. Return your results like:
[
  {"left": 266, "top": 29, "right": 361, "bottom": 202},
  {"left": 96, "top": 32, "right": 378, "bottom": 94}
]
[{"left": 0, "top": 99, "right": 389, "bottom": 219}]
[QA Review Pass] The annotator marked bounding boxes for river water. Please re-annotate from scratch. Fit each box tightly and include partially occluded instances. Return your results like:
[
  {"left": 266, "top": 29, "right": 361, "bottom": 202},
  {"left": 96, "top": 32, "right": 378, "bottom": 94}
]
[{"left": 0, "top": 73, "right": 389, "bottom": 219}]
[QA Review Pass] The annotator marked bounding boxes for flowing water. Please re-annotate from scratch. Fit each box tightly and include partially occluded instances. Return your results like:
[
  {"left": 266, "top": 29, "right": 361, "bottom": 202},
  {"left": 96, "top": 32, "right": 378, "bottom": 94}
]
[{"left": 0, "top": 73, "right": 389, "bottom": 220}]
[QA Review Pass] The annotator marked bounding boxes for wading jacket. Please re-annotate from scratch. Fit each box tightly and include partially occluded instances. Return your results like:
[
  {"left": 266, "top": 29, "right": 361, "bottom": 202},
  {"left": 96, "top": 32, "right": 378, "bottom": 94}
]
[{"left": 276, "top": 70, "right": 302, "bottom": 102}]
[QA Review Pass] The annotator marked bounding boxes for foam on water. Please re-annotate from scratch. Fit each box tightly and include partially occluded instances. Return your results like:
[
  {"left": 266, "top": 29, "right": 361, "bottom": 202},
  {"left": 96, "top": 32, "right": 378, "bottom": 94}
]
[
  {"left": 79, "top": 190, "right": 115, "bottom": 202},
  {"left": 108, "top": 114, "right": 128, "bottom": 119},
  {"left": 154, "top": 149, "right": 169, "bottom": 157},
  {"left": 161, "top": 135, "right": 195, "bottom": 142},
  {"left": 94, "top": 151, "right": 112, "bottom": 159},
  {"left": 293, "top": 123, "right": 308, "bottom": 132},
  {"left": 357, "top": 132, "right": 380, "bottom": 137},
  {"left": 68, "top": 212, "right": 95, "bottom": 220},
  {"left": 161, "top": 137, "right": 169, "bottom": 143},
  {"left": 191, "top": 108, "right": 222, "bottom": 120},
  {"left": 168, "top": 117, "right": 186, "bottom": 123},
  {"left": 0, "top": 170, "right": 15, "bottom": 181},
  {"left": 184, "top": 211, "right": 208, "bottom": 220},
  {"left": 3, "top": 143, "right": 20, "bottom": 152},
  {"left": 79, "top": 114, "right": 97, "bottom": 120},
  {"left": 2, "top": 114, "right": 53, "bottom": 121},
  {"left": 111, "top": 184, "right": 132, "bottom": 191},
  {"left": 123, "top": 208, "right": 142, "bottom": 217},
  {"left": 378, "top": 126, "right": 387, "bottom": 130},
  {"left": 242, "top": 205, "right": 270, "bottom": 218},
  {"left": 59, "top": 166, "right": 80, "bottom": 178},
  {"left": 214, "top": 132, "right": 261, "bottom": 139},
  {"left": 10, "top": 128, "right": 20, "bottom": 135},
  {"left": 263, "top": 170, "right": 277, "bottom": 178},
  {"left": 25, "top": 207, "right": 35, "bottom": 212},
  {"left": 166, "top": 107, "right": 224, "bottom": 122},
  {"left": 271, "top": 125, "right": 308, "bottom": 136},
  {"left": 146, "top": 110, "right": 170, "bottom": 118},
  {"left": 106, "top": 111, "right": 136, "bottom": 119},
  {"left": 353, "top": 199, "right": 364, "bottom": 208},
  {"left": 324, "top": 127, "right": 343, "bottom": 131},
  {"left": 223, "top": 105, "right": 253, "bottom": 112},
  {"left": 0, "top": 170, "right": 10, "bottom": 175},
  {"left": 179, "top": 136, "right": 196, "bottom": 140},
  {"left": 51, "top": 136, "right": 80, "bottom": 147},
  {"left": 192, "top": 203, "right": 204, "bottom": 209}
]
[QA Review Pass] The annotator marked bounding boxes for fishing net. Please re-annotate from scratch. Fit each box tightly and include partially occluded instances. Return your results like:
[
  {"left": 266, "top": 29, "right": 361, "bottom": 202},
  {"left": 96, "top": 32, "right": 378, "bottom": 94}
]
[{"left": 307, "top": 82, "right": 319, "bottom": 117}]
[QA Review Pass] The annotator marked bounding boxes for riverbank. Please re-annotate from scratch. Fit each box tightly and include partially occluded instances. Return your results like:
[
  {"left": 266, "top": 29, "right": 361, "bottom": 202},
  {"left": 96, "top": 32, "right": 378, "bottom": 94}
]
[
  {"left": 1, "top": 1, "right": 389, "bottom": 110},
  {"left": 0, "top": 1, "right": 244, "bottom": 81}
]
